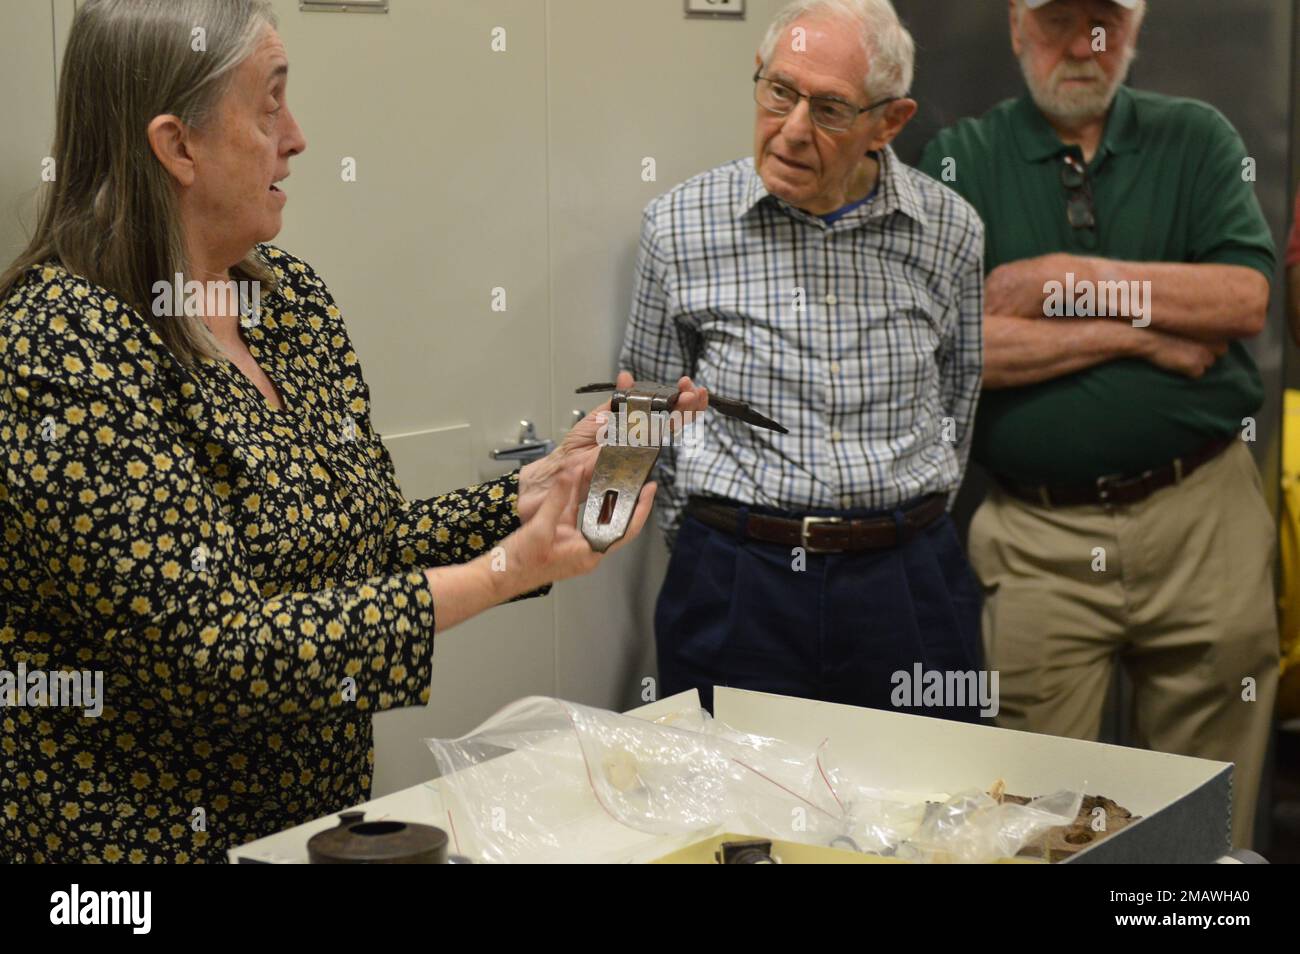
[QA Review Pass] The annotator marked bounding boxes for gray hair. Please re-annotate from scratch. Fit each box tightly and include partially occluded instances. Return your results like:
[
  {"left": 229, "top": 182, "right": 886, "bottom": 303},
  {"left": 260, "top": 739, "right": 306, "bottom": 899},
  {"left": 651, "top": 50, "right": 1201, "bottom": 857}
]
[
  {"left": 758, "top": 0, "right": 916, "bottom": 100},
  {"left": 0, "top": 0, "right": 279, "bottom": 368}
]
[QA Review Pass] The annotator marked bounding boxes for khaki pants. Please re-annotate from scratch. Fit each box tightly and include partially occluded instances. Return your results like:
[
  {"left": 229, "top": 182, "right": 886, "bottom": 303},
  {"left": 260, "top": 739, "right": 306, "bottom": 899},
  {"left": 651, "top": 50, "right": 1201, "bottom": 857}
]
[{"left": 968, "top": 440, "right": 1279, "bottom": 848}]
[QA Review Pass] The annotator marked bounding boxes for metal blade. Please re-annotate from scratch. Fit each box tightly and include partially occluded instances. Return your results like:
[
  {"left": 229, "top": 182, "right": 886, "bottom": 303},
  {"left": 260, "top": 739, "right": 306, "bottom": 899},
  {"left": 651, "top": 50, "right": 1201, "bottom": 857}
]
[{"left": 709, "top": 394, "right": 789, "bottom": 434}]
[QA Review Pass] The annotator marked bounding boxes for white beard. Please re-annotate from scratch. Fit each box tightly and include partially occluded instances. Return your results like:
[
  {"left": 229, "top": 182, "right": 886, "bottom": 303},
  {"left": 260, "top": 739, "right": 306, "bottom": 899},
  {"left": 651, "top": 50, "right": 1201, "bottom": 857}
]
[{"left": 1020, "top": 47, "right": 1135, "bottom": 125}]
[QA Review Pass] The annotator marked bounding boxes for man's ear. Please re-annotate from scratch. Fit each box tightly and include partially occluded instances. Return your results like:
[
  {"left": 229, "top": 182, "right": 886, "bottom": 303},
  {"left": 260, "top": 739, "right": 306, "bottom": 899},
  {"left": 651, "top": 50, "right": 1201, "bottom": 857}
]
[
  {"left": 1009, "top": 0, "right": 1024, "bottom": 57},
  {"left": 867, "top": 98, "right": 918, "bottom": 151},
  {"left": 147, "top": 114, "right": 196, "bottom": 188},
  {"left": 1127, "top": 8, "right": 1145, "bottom": 45}
]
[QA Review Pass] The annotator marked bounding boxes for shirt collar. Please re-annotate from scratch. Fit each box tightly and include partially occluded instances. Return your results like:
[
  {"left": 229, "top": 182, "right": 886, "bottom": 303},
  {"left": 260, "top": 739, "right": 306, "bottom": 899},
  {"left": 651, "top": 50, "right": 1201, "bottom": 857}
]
[
  {"left": 737, "top": 145, "right": 928, "bottom": 228},
  {"left": 1012, "top": 84, "right": 1140, "bottom": 163}
]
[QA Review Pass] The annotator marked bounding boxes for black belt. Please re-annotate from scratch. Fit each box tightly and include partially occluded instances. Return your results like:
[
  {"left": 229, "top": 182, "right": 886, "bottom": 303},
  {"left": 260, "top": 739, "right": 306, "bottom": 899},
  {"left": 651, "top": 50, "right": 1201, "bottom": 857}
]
[
  {"left": 686, "top": 494, "right": 947, "bottom": 553},
  {"left": 996, "top": 434, "right": 1236, "bottom": 508}
]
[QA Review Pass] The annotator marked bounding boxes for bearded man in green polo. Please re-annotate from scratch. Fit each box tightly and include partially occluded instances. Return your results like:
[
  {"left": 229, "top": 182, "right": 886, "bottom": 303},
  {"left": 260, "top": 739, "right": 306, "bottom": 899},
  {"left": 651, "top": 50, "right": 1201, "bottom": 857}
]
[{"left": 920, "top": 0, "right": 1279, "bottom": 848}]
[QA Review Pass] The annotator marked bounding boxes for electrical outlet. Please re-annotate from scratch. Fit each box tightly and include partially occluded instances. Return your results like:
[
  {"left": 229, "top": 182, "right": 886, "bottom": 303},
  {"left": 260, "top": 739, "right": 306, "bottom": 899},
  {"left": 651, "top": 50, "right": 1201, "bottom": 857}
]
[{"left": 685, "top": 0, "right": 745, "bottom": 20}]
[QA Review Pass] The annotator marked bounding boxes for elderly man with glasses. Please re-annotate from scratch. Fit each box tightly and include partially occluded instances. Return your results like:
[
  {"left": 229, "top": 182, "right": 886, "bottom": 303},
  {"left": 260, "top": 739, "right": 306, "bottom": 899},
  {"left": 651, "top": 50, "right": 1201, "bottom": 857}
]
[
  {"left": 619, "top": 0, "right": 986, "bottom": 718},
  {"left": 919, "top": 0, "right": 1278, "bottom": 848}
]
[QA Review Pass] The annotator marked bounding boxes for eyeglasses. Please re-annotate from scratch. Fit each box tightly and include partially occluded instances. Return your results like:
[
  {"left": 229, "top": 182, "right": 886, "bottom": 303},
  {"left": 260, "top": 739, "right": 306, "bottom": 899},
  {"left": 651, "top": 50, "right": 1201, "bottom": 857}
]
[
  {"left": 753, "top": 69, "right": 900, "bottom": 133},
  {"left": 1060, "top": 153, "right": 1097, "bottom": 237}
]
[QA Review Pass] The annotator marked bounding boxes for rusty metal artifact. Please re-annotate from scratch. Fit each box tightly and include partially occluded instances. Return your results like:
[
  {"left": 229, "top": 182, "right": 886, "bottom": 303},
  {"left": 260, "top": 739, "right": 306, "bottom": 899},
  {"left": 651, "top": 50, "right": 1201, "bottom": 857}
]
[{"left": 574, "top": 381, "right": 786, "bottom": 552}]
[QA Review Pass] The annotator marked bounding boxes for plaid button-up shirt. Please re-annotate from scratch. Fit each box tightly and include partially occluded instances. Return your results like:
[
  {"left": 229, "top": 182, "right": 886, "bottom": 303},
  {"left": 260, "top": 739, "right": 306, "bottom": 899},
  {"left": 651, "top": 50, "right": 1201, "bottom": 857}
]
[{"left": 619, "top": 147, "right": 985, "bottom": 545}]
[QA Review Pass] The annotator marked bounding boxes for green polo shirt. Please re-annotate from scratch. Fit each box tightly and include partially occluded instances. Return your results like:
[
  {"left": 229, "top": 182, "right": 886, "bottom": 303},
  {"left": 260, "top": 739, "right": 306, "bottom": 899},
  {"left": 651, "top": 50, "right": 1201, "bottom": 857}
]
[{"left": 918, "top": 86, "right": 1275, "bottom": 483}]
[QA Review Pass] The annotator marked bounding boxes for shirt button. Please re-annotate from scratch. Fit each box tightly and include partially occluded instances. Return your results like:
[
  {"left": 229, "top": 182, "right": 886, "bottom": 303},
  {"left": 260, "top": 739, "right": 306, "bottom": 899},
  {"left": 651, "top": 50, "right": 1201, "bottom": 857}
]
[
  {"left": 830, "top": 430, "right": 842, "bottom": 442},
  {"left": 824, "top": 293, "right": 838, "bottom": 305},
  {"left": 829, "top": 362, "right": 841, "bottom": 375},
  {"left": 840, "top": 496, "right": 852, "bottom": 508}
]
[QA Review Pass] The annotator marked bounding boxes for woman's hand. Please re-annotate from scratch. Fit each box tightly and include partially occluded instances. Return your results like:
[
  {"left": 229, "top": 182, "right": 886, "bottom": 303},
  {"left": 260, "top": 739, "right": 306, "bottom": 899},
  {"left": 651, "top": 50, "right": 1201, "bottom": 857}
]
[
  {"left": 498, "top": 469, "right": 656, "bottom": 596},
  {"left": 424, "top": 469, "right": 655, "bottom": 632},
  {"left": 516, "top": 372, "right": 708, "bottom": 525}
]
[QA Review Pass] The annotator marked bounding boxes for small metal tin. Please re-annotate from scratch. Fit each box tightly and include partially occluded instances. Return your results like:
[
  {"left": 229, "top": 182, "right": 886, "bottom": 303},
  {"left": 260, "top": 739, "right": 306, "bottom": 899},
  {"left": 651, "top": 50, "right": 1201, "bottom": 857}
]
[{"left": 307, "top": 811, "right": 450, "bottom": 864}]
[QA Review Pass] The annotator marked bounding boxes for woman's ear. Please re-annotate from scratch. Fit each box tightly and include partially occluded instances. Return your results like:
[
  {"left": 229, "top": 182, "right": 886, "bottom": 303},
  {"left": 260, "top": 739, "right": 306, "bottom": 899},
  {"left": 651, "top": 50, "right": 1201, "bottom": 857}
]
[{"left": 147, "top": 114, "right": 196, "bottom": 188}]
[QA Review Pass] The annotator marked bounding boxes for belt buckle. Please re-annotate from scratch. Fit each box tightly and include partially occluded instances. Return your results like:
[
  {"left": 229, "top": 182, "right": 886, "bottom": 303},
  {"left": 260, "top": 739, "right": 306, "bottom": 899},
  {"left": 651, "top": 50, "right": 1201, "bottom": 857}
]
[
  {"left": 801, "top": 516, "right": 844, "bottom": 553},
  {"left": 1094, "top": 472, "right": 1127, "bottom": 506}
]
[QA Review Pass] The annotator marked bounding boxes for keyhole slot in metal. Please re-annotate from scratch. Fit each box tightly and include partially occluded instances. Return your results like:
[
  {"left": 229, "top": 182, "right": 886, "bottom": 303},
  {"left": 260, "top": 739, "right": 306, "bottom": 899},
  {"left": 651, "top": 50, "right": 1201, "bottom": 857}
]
[{"left": 598, "top": 490, "right": 619, "bottom": 525}]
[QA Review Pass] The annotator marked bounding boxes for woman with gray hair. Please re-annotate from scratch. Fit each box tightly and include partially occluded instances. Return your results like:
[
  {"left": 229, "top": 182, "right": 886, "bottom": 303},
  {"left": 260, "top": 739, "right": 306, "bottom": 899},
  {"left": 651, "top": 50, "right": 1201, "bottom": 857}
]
[{"left": 0, "top": 0, "right": 705, "bottom": 862}]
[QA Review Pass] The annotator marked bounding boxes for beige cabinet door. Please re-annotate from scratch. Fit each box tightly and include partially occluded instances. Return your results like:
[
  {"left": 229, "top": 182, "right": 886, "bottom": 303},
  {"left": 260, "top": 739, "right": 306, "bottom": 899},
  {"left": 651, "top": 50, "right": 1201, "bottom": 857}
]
[
  {"left": 547, "top": 0, "right": 785, "bottom": 712},
  {"left": 273, "top": 0, "right": 783, "bottom": 794},
  {"left": 269, "top": 0, "right": 556, "bottom": 795}
]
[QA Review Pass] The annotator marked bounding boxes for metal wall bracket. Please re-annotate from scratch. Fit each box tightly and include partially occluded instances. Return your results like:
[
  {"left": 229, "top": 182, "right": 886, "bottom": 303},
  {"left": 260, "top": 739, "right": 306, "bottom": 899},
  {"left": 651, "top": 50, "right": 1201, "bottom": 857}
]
[
  {"left": 300, "top": 0, "right": 389, "bottom": 13},
  {"left": 684, "top": 0, "right": 746, "bottom": 20}
]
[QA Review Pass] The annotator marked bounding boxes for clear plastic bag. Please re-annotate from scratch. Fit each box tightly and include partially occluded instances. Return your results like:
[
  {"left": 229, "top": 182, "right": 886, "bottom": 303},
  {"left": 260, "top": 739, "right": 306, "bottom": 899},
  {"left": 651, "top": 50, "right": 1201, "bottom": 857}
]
[
  {"left": 894, "top": 788, "right": 1083, "bottom": 863},
  {"left": 425, "top": 696, "right": 1081, "bottom": 863}
]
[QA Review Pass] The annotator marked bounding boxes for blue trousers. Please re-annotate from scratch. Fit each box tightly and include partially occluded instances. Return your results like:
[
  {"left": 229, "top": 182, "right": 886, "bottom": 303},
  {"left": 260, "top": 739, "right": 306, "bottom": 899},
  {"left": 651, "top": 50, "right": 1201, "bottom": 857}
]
[{"left": 655, "top": 500, "right": 986, "bottom": 721}]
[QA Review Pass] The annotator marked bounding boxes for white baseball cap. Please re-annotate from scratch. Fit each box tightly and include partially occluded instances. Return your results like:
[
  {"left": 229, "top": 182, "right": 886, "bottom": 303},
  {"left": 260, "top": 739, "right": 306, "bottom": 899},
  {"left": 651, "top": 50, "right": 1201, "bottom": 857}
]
[{"left": 1025, "top": 0, "right": 1138, "bottom": 8}]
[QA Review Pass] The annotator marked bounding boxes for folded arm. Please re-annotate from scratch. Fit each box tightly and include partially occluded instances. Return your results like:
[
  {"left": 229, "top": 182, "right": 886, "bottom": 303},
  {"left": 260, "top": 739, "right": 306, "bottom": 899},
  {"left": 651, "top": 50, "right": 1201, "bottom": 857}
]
[
  {"left": 986, "top": 253, "right": 1268, "bottom": 341},
  {"left": 982, "top": 253, "right": 1256, "bottom": 389}
]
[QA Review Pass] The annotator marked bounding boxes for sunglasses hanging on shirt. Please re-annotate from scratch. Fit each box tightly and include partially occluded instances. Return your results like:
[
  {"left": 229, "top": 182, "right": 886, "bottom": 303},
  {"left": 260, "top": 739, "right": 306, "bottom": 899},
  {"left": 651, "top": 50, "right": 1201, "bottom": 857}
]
[{"left": 1060, "top": 153, "right": 1099, "bottom": 250}]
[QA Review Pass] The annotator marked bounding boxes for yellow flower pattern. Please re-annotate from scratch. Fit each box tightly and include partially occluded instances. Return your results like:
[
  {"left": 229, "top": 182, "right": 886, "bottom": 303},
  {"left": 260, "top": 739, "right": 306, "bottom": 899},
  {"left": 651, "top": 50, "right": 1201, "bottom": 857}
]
[{"left": 0, "top": 245, "right": 528, "bottom": 862}]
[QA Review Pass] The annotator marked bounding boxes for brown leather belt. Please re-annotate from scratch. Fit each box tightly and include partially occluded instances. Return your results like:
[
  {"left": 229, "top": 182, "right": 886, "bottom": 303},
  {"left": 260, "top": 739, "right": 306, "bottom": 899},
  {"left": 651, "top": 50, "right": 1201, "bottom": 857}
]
[
  {"left": 686, "top": 494, "right": 948, "bottom": 553},
  {"left": 996, "top": 433, "right": 1236, "bottom": 509}
]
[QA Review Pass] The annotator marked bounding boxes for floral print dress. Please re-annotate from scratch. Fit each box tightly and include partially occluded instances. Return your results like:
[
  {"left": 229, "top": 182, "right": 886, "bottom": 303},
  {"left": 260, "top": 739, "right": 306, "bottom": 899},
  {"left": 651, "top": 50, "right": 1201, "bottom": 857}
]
[{"left": 0, "top": 245, "right": 528, "bottom": 862}]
